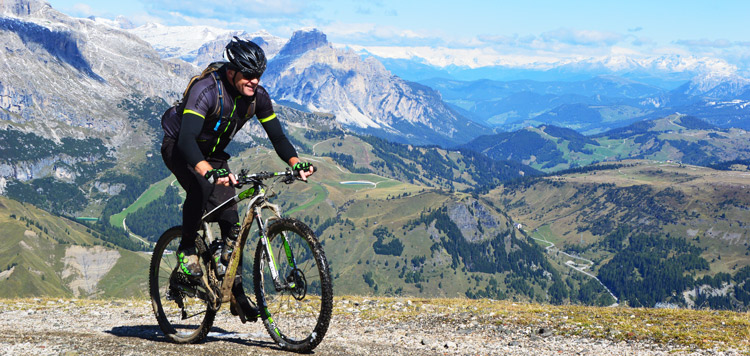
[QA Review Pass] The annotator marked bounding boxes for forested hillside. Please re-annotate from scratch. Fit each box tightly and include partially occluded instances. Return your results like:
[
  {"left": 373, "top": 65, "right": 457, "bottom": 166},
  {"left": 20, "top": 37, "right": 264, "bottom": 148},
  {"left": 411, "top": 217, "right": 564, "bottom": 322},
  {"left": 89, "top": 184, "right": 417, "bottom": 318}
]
[
  {"left": 111, "top": 146, "right": 603, "bottom": 304},
  {"left": 487, "top": 160, "right": 750, "bottom": 310}
]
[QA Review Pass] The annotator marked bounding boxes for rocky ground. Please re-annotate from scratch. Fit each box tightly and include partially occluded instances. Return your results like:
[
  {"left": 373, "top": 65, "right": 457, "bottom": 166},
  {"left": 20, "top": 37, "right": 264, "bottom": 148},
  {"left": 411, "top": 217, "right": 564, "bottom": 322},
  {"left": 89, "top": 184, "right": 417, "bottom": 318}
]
[{"left": 0, "top": 297, "right": 747, "bottom": 356}]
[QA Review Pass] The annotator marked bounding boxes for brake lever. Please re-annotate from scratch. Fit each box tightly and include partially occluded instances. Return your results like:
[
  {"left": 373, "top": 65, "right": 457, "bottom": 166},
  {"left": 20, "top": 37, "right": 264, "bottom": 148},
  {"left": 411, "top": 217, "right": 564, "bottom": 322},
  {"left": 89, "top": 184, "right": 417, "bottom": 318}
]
[
  {"left": 233, "top": 169, "right": 249, "bottom": 189},
  {"left": 283, "top": 170, "right": 296, "bottom": 185}
]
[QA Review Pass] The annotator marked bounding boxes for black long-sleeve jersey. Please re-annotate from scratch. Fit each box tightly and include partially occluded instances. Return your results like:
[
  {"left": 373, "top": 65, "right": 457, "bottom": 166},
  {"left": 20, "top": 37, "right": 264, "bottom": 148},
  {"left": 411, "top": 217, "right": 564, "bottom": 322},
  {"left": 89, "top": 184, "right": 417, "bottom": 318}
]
[{"left": 161, "top": 66, "right": 297, "bottom": 167}]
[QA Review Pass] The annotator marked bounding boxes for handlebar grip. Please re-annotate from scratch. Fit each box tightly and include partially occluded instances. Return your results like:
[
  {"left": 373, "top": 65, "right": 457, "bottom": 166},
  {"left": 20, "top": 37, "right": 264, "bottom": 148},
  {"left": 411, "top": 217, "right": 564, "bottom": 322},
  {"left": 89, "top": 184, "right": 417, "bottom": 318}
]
[{"left": 297, "top": 165, "right": 317, "bottom": 175}]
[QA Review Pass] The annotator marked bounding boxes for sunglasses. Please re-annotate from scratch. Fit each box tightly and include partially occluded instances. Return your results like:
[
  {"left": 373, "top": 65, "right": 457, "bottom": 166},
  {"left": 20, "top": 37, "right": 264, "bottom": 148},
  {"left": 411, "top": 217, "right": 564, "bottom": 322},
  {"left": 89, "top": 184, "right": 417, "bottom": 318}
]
[{"left": 240, "top": 70, "right": 262, "bottom": 80}]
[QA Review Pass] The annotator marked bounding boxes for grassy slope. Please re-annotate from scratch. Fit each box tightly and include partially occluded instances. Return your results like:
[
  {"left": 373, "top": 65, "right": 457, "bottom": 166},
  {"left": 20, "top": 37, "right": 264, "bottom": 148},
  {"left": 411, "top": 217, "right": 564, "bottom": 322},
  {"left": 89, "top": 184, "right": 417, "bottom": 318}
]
[
  {"left": 64, "top": 121, "right": 750, "bottom": 304},
  {"left": 109, "top": 176, "right": 174, "bottom": 228},
  {"left": 226, "top": 147, "right": 575, "bottom": 301},
  {"left": 0, "top": 197, "right": 150, "bottom": 298}
]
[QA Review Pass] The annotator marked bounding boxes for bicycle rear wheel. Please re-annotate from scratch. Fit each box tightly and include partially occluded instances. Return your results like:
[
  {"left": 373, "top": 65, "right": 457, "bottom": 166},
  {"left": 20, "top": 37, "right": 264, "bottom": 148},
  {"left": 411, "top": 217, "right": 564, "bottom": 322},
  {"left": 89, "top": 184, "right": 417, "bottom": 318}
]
[
  {"left": 253, "top": 218, "right": 333, "bottom": 353},
  {"left": 149, "top": 226, "right": 216, "bottom": 343}
]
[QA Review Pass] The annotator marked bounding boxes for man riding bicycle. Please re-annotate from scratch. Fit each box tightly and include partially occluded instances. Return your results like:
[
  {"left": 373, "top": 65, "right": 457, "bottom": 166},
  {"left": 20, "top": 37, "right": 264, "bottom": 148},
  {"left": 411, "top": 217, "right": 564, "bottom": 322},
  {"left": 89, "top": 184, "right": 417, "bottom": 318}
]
[{"left": 160, "top": 37, "right": 314, "bottom": 313}]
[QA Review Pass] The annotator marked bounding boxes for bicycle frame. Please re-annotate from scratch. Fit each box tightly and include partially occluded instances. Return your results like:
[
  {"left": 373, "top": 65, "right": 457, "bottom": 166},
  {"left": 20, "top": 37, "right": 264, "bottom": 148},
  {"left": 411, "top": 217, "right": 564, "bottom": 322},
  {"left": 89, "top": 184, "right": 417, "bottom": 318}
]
[{"left": 197, "top": 175, "right": 298, "bottom": 306}]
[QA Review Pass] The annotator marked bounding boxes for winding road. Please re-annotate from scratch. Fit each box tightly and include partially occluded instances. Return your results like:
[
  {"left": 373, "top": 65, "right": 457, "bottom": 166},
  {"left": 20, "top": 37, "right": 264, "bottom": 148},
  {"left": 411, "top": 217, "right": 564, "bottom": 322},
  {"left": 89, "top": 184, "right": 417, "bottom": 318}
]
[
  {"left": 122, "top": 217, "right": 152, "bottom": 248},
  {"left": 530, "top": 231, "right": 618, "bottom": 305}
]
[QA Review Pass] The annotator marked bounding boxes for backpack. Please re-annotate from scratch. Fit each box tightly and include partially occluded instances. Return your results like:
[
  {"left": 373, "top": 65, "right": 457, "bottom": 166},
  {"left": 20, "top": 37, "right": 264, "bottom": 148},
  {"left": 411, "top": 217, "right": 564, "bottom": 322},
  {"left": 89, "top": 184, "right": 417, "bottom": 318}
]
[
  {"left": 161, "top": 62, "right": 226, "bottom": 139},
  {"left": 175, "top": 61, "right": 227, "bottom": 118}
]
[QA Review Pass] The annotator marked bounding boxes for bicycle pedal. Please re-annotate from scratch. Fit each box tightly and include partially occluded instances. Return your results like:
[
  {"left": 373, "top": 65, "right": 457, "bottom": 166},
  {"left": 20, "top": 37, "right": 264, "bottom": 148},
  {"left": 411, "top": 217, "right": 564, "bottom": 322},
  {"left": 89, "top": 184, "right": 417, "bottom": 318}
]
[{"left": 231, "top": 297, "right": 259, "bottom": 323}]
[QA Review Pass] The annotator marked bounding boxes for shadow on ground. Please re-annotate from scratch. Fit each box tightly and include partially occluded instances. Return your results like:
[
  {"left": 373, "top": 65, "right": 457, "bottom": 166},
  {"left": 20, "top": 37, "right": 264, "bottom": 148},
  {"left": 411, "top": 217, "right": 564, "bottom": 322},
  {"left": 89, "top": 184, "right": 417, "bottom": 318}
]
[{"left": 106, "top": 325, "right": 277, "bottom": 350}]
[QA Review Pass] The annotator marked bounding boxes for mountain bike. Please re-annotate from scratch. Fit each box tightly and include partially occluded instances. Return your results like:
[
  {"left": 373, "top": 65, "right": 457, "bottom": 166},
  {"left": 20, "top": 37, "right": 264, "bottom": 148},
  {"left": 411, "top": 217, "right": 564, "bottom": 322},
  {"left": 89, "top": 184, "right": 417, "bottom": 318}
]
[{"left": 148, "top": 167, "right": 333, "bottom": 353}]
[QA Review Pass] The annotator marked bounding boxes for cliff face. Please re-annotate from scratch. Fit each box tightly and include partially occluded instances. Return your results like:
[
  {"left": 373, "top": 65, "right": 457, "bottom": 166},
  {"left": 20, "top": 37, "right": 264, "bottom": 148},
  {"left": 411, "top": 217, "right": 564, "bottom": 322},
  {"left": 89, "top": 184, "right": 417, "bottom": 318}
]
[
  {"left": 1, "top": 0, "right": 47, "bottom": 16},
  {"left": 0, "top": 0, "right": 191, "bottom": 142},
  {"left": 0, "top": 0, "right": 196, "bottom": 184},
  {"left": 262, "top": 29, "right": 486, "bottom": 146}
]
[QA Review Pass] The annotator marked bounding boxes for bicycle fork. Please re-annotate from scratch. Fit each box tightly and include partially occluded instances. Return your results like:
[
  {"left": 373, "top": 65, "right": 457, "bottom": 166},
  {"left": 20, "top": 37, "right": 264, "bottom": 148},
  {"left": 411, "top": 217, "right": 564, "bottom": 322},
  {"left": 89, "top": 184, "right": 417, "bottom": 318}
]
[{"left": 254, "top": 207, "right": 299, "bottom": 292}]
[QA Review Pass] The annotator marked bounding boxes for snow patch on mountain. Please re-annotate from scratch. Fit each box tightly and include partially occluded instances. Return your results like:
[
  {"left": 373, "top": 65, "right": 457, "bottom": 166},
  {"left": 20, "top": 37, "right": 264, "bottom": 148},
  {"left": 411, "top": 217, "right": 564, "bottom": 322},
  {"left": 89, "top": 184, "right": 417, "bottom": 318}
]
[
  {"left": 127, "top": 23, "right": 239, "bottom": 60},
  {"left": 685, "top": 71, "right": 750, "bottom": 97},
  {"left": 88, "top": 15, "right": 134, "bottom": 30},
  {"left": 349, "top": 45, "right": 738, "bottom": 76},
  {"left": 126, "top": 24, "right": 286, "bottom": 65}
]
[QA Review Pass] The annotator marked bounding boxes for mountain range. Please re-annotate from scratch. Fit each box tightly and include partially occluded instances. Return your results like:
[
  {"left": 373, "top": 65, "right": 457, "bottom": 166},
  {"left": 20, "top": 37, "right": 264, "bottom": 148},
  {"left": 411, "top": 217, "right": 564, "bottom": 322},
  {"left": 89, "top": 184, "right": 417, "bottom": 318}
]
[
  {"left": 118, "top": 20, "right": 750, "bottom": 140},
  {"left": 2, "top": 0, "right": 750, "bottom": 310},
  {"left": 459, "top": 114, "right": 750, "bottom": 172},
  {"left": 421, "top": 73, "right": 750, "bottom": 134},
  {"left": 359, "top": 48, "right": 741, "bottom": 88}
]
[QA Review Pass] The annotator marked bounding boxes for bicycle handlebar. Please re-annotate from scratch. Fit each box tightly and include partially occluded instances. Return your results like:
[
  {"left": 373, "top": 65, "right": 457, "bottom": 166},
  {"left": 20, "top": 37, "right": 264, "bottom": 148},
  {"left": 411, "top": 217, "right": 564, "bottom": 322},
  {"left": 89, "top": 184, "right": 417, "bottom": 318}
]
[{"left": 234, "top": 166, "right": 317, "bottom": 188}]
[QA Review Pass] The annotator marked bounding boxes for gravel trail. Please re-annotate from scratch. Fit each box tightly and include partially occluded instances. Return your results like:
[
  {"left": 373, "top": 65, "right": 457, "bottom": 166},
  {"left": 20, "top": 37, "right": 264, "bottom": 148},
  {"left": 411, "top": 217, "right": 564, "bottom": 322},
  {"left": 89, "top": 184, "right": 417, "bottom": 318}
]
[{"left": 0, "top": 298, "right": 744, "bottom": 356}]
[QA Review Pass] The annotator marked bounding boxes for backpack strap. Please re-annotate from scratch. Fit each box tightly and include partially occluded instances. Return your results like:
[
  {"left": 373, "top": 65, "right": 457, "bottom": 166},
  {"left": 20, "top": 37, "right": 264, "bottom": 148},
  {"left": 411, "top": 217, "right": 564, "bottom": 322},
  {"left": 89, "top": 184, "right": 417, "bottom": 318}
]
[
  {"left": 210, "top": 71, "right": 224, "bottom": 131},
  {"left": 246, "top": 97, "right": 256, "bottom": 118}
]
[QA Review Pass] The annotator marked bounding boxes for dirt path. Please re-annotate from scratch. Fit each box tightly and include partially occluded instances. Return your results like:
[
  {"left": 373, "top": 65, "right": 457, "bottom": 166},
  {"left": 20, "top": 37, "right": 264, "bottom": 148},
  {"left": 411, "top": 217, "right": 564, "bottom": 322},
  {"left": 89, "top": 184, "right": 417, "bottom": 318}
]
[{"left": 0, "top": 298, "right": 743, "bottom": 356}]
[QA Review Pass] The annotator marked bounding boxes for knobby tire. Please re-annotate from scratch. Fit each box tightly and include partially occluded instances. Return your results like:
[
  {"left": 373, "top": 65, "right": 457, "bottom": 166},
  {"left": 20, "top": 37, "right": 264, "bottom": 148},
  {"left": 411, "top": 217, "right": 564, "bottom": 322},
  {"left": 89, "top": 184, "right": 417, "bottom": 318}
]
[
  {"left": 149, "top": 226, "right": 216, "bottom": 344},
  {"left": 253, "top": 218, "right": 333, "bottom": 353}
]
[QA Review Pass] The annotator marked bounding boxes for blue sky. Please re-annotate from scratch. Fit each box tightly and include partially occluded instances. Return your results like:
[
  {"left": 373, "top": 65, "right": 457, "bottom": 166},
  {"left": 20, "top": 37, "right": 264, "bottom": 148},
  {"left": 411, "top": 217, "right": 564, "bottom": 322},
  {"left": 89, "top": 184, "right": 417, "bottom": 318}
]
[{"left": 46, "top": 0, "right": 750, "bottom": 71}]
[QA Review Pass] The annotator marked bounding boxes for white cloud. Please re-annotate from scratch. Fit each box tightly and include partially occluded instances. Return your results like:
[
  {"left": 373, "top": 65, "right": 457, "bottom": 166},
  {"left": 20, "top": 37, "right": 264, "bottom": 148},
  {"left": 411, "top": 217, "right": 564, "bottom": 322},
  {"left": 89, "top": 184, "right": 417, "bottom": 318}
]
[
  {"left": 154, "top": 10, "right": 263, "bottom": 30},
  {"left": 348, "top": 44, "right": 565, "bottom": 69},
  {"left": 320, "top": 22, "right": 447, "bottom": 47},
  {"left": 72, "top": 3, "right": 96, "bottom": 16},
  {"left": 144, "top": 0, "right": 311, "bottom": 19},
  {"left": 540, "top": 28, "right": 625, "bottom": 47}
]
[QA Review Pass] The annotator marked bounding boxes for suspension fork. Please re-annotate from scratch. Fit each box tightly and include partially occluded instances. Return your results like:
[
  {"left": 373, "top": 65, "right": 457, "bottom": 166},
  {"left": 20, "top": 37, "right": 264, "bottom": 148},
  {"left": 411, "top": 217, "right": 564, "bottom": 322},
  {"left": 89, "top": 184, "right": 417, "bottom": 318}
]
[
  {"left": 256, "top": 206, "right": 298, "bottom": 290},
  {"left": 219, "top": 215, "right": 252, "bottom": 302}
]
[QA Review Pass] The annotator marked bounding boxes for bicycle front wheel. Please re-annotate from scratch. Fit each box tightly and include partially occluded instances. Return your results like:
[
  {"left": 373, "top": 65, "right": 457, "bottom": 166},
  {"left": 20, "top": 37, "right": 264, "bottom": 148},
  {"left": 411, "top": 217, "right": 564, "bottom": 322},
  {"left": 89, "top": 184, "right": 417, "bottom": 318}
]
[
  {"left": 149, "top": 226, "right": 215, "bottom": 344},
  {"left": 253, "top": 218, "right": 333, "bottom": 353}
]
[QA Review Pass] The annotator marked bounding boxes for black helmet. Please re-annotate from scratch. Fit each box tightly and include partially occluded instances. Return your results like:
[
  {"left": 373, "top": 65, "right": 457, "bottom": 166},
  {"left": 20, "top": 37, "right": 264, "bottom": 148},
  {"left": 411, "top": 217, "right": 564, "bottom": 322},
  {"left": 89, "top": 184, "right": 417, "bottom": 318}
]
[{"left": 224, "top": 36, "right": 266, "bottom": 79}]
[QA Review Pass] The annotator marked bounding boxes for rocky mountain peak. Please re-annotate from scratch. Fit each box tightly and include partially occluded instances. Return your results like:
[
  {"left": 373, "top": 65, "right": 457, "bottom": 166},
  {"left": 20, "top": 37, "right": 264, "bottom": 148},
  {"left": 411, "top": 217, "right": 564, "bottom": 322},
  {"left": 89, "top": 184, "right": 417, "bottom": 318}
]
[
  {"left": 0, "top": 1, "right": 192, "bottom": 145},
  {"left": 263, "top": 28, "right": 486, "bottom": 145},
  {"left": 1, "top": 0, "right": 49, "bottom": 17},
  {"left": 114, "top": 15, "right": 134, "bottom": 30},
  {"left": 685, "top": 71, "right": 750, "bottom": 98},
  {"left": 277, "top": 28, "right": 328, "bottom": 58}
]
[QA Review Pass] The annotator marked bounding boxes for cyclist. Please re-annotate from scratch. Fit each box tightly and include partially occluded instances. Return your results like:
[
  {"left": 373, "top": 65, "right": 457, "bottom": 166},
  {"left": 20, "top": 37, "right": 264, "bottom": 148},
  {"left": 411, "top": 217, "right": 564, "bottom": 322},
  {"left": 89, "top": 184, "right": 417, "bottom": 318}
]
[{"left": 160, "top": 37, "right": 314, "bottom": 296}]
